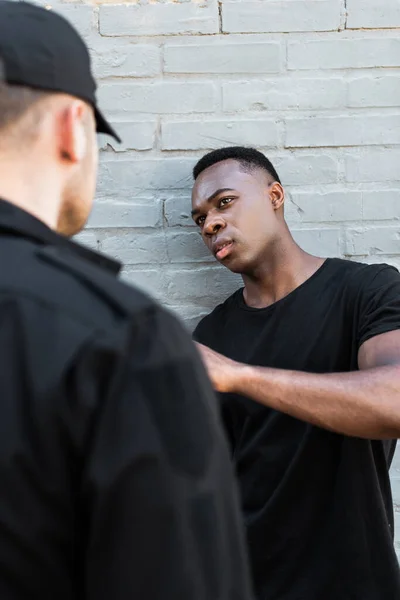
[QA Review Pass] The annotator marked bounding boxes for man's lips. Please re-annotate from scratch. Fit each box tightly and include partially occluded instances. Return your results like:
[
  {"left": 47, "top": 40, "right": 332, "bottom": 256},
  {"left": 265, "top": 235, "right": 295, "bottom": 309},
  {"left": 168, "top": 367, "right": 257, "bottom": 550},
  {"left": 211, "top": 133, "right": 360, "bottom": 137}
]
[{"left": 213, "top": 240, "right": 234, "bottom": 260}]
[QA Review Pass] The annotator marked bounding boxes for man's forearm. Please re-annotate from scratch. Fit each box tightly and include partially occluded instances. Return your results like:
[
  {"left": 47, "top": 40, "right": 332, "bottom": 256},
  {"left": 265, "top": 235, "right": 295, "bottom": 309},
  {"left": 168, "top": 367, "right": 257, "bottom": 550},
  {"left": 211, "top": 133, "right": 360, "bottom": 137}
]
[{"left": 232, "top": 364, "right": 400, "bottom": 439}]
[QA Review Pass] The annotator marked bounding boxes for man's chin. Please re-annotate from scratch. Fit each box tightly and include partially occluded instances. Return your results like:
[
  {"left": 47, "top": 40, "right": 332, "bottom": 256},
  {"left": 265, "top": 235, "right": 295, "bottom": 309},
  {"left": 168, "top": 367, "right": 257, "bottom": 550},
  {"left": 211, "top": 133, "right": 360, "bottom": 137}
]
[
  {"left": 216, "top": 255, "right": 246, "bottom": 275},
  {"left": 57, "top": 218, "right": 86, "bottom": 238},
  {"left": 57, "top": 201, "right": 91, "bottom": 238}
]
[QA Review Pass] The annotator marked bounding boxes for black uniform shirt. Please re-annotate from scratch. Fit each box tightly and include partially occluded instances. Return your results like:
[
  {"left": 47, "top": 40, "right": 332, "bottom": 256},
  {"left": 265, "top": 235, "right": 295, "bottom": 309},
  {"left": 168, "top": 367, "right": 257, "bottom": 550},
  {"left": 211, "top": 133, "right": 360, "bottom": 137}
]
[{"left": 0, "top": 199, "right": 253, "bottom": 600}]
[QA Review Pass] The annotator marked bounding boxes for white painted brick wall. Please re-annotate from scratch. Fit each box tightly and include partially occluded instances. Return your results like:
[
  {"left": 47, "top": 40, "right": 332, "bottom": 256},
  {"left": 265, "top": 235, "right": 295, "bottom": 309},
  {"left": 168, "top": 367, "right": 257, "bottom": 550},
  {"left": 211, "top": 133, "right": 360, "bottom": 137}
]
[
  {"left": 161, "top": 119, "right": 280, "bottom": 150},
  {"left": 164, "top": 39, "right": 283, "bottom": 74},
  {"left": 222, "top": 1, "right": 342, "bottom": 34},
  {"left": 285, "top": 115, "right": 400, "bottom": 148},
  {"left": 99, "top": 1, "right": 219, "bottom": 36},
  {"left": 288, "top": 36, "right": 400, "bottom": 70},
  {"left": 347, "top": 0, "right": 400, "bottom": 29},
  {"left": 348, "top": 76, "right": 400, "bottom": 108},
  {"left": 97, "top": 81, "right": 218, "bottom": 115},
  {"left": 41, "top": 0, "right": 400, "bottom": 556},
  {"left": 223, "top": 78, "right": 347, "bottom": 111}
]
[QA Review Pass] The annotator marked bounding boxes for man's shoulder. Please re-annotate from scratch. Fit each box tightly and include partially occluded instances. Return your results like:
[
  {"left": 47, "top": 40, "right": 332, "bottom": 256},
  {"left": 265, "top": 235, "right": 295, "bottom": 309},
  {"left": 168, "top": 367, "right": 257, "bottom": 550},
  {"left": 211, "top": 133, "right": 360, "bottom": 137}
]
[
  {"left": 329, "top": 257, "right": 398, "bottom": 275},
  {"left": 193, "top": 288, "right": 241, "bottom": 343},
  {"left": 329, "top": 257, "right": 400, "bottom": 294},
  {"left": 0, "top": 235, "right": 194, "bottom": 399},
  {"left": 0, "top": 234, "right": 160, "bottom": 335}
]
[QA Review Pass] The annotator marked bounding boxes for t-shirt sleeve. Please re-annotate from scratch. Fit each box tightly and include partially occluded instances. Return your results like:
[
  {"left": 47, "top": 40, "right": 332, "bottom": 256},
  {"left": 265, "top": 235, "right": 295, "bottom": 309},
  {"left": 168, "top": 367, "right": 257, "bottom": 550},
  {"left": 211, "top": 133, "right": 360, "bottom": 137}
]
[
  {"left": 68, "top": 306, "right": 252, "bottom": 600},
  {"left": 193, "top": 315, "right": 210, "bottom": 344},
  {"left": 355, "top": 264, "right": 400, "bottom": 349}
]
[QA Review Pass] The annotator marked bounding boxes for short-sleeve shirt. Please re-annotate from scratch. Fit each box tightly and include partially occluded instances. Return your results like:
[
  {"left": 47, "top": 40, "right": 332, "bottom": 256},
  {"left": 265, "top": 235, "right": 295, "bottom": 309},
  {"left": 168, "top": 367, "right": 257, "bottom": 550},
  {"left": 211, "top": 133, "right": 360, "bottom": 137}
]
[{"left": 194, "top": 258, "right": 400, "bottom": 600}]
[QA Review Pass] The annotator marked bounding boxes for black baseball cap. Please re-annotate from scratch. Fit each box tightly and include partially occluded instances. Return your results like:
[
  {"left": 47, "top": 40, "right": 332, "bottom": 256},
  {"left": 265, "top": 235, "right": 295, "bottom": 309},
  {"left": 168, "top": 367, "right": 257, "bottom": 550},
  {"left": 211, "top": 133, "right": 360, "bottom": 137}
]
[{"left": 0, "top": 0, "right": 120, "bottom": 142}]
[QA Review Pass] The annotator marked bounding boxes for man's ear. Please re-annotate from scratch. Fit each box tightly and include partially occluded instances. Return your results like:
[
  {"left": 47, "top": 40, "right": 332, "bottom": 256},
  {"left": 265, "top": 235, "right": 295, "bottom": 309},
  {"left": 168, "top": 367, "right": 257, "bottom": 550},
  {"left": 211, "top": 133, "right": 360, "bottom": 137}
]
[
  {"left": 270, "top": 182, "right": 285, "bottom": 211},
  {"left": 58, "top": 100, "right": 87, "bottom": 163}
]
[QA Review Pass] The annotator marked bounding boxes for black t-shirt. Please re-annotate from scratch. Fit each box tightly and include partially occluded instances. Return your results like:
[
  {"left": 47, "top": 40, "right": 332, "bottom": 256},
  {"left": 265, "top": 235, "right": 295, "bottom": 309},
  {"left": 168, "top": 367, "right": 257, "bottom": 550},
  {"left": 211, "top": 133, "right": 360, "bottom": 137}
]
[{"left": 194, "top": 258, "right": 400, "bottom": 600}]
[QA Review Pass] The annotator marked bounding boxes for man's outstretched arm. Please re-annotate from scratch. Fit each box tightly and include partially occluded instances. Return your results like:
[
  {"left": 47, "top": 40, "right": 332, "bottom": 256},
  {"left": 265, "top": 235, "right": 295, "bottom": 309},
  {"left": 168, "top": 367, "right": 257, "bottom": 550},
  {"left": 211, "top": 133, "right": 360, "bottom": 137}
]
[{"left": 197, "top": 329, "right": 400, "bottom": 440}]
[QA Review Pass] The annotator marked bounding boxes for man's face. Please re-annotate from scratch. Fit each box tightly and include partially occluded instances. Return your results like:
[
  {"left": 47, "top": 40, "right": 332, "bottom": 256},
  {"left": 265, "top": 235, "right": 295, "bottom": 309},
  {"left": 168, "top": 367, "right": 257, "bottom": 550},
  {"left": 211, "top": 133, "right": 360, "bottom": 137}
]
[
  {"left": 191, "top": 159, "right": 281, "bottom": 274},
  {"left": 58, "top": 108, "right": 98, "bottom": 237}
]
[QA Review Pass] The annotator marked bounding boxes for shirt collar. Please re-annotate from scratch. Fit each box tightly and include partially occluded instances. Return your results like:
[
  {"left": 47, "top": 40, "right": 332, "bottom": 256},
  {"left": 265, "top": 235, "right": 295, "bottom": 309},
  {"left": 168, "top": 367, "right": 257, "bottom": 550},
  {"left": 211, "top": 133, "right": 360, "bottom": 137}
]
[{"left": 0, "top": 198, "right": 121, "bottom": 276}]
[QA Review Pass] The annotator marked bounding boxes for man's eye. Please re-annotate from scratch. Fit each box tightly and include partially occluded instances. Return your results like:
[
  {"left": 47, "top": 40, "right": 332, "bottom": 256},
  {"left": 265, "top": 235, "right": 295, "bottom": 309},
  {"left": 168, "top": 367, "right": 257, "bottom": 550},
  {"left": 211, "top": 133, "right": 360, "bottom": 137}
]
[
  {"left": 219, "top": 197, "right": 234, "bottom": 207},
  {"left": 196, "top": 216, "right": 206, "bottom": 227}
]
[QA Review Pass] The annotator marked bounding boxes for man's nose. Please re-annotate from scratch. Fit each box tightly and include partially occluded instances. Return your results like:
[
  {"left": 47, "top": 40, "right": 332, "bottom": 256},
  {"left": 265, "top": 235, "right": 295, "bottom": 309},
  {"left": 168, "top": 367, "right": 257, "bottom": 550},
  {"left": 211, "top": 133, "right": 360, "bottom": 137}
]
[{"left": 204, "top": 215, "right": 226, "bottom": 237}]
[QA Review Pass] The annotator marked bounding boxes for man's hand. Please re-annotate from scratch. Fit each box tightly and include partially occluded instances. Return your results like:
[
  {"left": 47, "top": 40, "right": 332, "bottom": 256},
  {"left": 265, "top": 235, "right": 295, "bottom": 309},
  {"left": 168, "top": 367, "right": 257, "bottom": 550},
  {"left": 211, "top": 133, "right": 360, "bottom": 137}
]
[{"left": 195, "top": 343, "right": 243, "bottom": 393}]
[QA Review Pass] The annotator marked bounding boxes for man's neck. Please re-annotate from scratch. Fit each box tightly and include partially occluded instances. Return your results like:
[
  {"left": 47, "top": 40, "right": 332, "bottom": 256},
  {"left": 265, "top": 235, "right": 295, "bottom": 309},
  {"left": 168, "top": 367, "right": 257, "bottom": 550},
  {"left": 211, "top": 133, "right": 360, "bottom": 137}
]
[
  {"left": 0, "top": 161, "right": 62, "bottom": 231},
  {"left": 242, "top": 238, "right": 325, "bottom": 309}
]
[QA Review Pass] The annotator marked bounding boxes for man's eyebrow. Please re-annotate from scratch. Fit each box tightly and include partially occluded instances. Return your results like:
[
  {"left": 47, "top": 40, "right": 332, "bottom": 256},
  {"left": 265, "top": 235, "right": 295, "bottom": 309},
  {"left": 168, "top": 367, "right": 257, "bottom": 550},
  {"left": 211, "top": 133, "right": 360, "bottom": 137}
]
[{"left": 191, "top": 188, "right": 235, "bottom": 217}]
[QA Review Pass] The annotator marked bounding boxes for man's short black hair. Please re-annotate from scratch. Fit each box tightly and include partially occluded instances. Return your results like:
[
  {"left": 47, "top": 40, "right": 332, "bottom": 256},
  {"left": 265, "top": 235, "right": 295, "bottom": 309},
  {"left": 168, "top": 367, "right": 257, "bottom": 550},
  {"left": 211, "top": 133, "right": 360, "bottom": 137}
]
[
  {"left": 0, "top": 82, "right": 47, "bottom": 134},
  {"left": 193, "top": 146, "right": 282, "bottom": 184}
]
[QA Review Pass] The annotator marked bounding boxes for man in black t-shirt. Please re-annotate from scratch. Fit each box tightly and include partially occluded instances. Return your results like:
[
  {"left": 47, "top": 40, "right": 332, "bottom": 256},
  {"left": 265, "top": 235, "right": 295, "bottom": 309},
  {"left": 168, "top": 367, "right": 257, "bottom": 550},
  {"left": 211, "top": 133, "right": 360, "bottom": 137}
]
[{"left": 191, "top": 146, "right": 400, "bottom": 600}]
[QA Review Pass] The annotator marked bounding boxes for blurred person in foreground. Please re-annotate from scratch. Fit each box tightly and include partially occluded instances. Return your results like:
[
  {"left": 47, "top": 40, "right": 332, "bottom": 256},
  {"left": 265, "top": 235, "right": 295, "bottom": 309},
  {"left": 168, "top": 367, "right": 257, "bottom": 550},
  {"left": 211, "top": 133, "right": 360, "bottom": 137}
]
[
  {"left": 0, "top": 4, "right": 253, "bottom": 599},
  {"left": 191, "top": 146, "right": 400, "bottom": 600}
]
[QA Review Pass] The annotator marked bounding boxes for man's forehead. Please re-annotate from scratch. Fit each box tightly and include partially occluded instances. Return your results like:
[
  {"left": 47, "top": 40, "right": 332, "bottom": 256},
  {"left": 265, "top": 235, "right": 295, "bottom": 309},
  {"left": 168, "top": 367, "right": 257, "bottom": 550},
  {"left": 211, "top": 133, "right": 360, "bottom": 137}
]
[
  {"left": 197, "top": 159, "right": 246, "bottom": 181},
  {"left": 192, "top": 159, "right": 257, "bottom": 197}
]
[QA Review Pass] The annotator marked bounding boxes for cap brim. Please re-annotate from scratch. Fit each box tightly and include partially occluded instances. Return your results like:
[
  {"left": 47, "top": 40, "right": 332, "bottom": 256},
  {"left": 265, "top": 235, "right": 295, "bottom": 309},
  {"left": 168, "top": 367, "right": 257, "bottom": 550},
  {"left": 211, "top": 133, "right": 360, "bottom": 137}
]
[{"left": 95, "top": 106, "right": 121, "bottom": 143}]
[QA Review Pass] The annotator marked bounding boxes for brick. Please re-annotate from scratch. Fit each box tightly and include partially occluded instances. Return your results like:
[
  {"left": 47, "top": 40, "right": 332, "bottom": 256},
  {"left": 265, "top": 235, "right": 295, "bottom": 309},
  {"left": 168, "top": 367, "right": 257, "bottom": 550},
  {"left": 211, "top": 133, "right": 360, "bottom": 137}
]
[
  {"left": 396, "top": 516, "right": 400, "bottom": 544},
  {"left": 97, "top": 158, "right": 194, "bottom": 197},
  {"left": 74, "top": 231, "right": 99, "bottom": 251},
  {"left": 392, "top": 477, "right": 400, "bottom": 507},
  {"left": 275, "top": 154, "right": 339, "bottom": 186},
  {"left": 164, "top": 41, "right": 282, "bottom": 74},
  {"left": 346, "top": 150, "right": 400, "bottom": 183},
  {"left": 47, "top": 4, "right": 94, "bottom": 41},
  {"left": 101, "top": 232, "right": 168, "bottom": 265},
  {"left": 288, "top": 191, "right": 363, "bottom": 223},
  {"left": 120, "top": 273, "right": 220, "bottom": 329},
  {"left": 88, "top": 199, "right": 162, "bottom": 229},
  {"left": 362, "top": 190, "right": 400, "bottom": 221},
  {"left": 161, "top": 119, "right": 279, "bottom": 151},
  {"left": 396, "top": 518, "right": 400, "bottom": 546},
  {"left": 121, "top": 268, "right": 166, "bottom": 302},
  {"left": 90, "top": 41, "right": 161, "bottom": 79},
  {"left": 392, "top": 447, "right": 400, "bottom": 476},
  {"left": 99, "top": 121, "right": 156, "bottom": 152},
  {"left": 288, "top": 38, "right": 400, "bottom": 70},
  {"left": 164, "top": 196, "right": 194, "bottom": 228},
  {"left": 165, "top": 266, "right": 241, "bottom": 306},
  {"left": 348, "top": 76, "right": 400, "bottom": 109},
  {"left": 292, "top": 228, "right": 341, "bottom": 257},
  {"left": 97, "top": 82, "right": 218, "bottom": 117},
  {"left": 283, "top": 195, "right": 301, "bottom": 225},
  {"left": 285, "top": 115, "right": 400, "bottom": 148},
  {"left": 345, "top": 226, "right": 400, "bottom": 256},
  {"left": 223, "top": 79, "right": 346, "bottom": 112},
  {"left": 222, "top": 1, "right": 341, "bottom": 33},
  {"left": 99, "top": 2, "right": 218, "bottom": 37},
  {"left": 166, "top": 231, "right": 213, "bottom": 264},
  {"left": 347, "top": 0, "right": 400, "bottom": 29}
]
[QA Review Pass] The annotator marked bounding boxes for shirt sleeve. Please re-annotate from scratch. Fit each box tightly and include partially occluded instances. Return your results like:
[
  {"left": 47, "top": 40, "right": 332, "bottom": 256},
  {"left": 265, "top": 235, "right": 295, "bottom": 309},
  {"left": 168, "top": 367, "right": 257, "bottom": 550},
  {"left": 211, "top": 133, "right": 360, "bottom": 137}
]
[
  {"left": 67, "top": 306, "right": 253, "bottom": 600},
  {"left": 354, "top": 264, "right": 400, "bottom": 349}
]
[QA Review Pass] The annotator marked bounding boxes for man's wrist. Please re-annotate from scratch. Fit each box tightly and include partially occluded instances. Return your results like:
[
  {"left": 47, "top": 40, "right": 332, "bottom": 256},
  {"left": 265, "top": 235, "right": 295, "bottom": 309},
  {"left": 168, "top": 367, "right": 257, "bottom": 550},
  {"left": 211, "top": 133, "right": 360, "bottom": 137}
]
[{"left": 230, "top": 363, "right": 256, "bottom": 395}]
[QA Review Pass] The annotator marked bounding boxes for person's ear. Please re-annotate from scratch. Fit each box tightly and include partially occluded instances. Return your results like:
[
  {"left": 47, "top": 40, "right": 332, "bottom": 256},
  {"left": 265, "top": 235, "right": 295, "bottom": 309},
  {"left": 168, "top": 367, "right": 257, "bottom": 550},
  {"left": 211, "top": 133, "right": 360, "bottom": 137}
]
[
  {"left": 57, "top": 100, "right": 88, "bottom": 164},
  {"left": 269, "top": 182, "right": 285, "bottom": 211}
]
